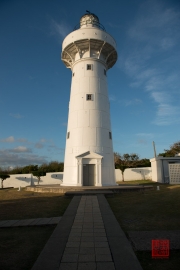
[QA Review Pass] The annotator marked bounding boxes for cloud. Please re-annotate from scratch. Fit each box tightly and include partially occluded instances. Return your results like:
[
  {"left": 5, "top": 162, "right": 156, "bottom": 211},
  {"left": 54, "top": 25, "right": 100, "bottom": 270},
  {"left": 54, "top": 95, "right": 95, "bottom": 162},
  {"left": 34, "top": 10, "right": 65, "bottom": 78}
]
[
  {"left": 136, "top": 133, "right": 154, "bottom": 146},
  {"left": 50, "top": 19, "right": 71, "bottom": 41},
  {"left": 11, "top": 146, "right": 31, "bottom": 153},
  {"left": 109, "top": 95, "right": 116, "bottom": 101},
  {"left": 35, "top": 143, "right": 44, "bottom": 149},
  {"left": 1, "top": 136, "right": 15, "bottom": 143},
  {"left": 9, "top": 113, "right": 23, "bottom": 119},
  {"left": 138, "top": 139, "right": 148, "bottom": 145},
  {"left": 124, "top": 98, "right": 142, "bottom": 106},
  {"left": 107, "top": 22, "right": 121, "bottom": 29},
  {"left": 34, "top": 138, "right": 48, "bottom": 149},
  {"left": 119, "top": 0, "right": 180, "bottom": 126},
  {"left": 136, "top": 133, "right": 153, "bottom": 137},
  {"left": 153, "top": 104, "right": 180, "bottom": 125},
  {"left": 128, "top": 1, "right": 180, "bottom": 49},
  {"left": 0, "top": 136, "right": 29, "bottom": 143},
  {"left": 0, "top": 149, "right": 48, "bottom": 167}
]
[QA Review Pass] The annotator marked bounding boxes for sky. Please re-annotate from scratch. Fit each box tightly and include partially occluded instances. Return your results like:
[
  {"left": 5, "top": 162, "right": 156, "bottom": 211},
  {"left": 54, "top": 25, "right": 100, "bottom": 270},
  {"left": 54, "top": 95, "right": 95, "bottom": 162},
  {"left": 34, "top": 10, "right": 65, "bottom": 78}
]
[{"left": 0, "top": 0, "right": 180, "bottom": 168}]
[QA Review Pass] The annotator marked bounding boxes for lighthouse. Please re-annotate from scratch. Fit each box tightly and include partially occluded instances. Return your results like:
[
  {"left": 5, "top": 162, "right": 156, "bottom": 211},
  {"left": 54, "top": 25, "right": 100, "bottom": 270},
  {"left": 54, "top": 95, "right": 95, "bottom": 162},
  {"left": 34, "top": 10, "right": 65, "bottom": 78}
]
[{"left": 61, "top": 12, "right": 117, "bottom": 186}]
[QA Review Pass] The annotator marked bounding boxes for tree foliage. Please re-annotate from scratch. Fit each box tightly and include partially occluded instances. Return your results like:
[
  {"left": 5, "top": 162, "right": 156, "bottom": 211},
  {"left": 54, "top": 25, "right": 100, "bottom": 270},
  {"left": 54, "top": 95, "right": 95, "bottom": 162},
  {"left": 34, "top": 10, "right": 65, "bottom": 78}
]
[
  {"left": 39, "top": 161, "right": 64, "bottom": 173},
  {"left": 159, "top": 141, "right": 180, "bottom": 157},
  {"left": 0, "top": 174, "right": 10, "bottom": 188},
  {"left": 32, "top": 171, "right": 46, "bottom": 185},
  {"left": 114, "top": 153, "right": 140, "bottom": 181},
  {"left": 10, "top": 161, "right": 64, "bottom": 174},
  {"left": 22, "top": 165, "right": 38, "bottom": 174}
]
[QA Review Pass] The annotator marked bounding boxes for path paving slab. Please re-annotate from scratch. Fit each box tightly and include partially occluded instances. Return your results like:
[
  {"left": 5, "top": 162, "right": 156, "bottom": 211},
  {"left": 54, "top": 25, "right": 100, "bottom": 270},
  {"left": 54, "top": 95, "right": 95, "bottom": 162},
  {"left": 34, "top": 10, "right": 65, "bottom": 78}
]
[
  {"left": 47, "top": 217, "right": 61, "bottom": 224},
  {"left": 0, "top": 220, "right": 9, "bottom": 227},
  {"left": 2, "top": 220, "right": 19, "bottom": 227},
  {"left": 11, "top": 219, "right": 36, "bottom": 227},
  {"left": 31, "top": 196, "right": 81, "bottom": 270},
  {"left": 98, "top": 194, "right": 143, "bottom": 270},
  {"left": 36, "top": 218, "right": 52, "bottom": 225},
  {"left": 31, "top": 195, "right": 143, "bottom": 270},
  {"left": 0, "top": 217, "right": 61, "bottom": 227}
]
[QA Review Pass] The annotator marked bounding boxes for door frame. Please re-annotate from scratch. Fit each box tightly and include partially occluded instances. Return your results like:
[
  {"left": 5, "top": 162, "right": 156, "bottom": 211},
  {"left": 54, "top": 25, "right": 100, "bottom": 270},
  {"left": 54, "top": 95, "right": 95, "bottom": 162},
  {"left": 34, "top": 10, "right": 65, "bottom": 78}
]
[{"left": 76, "top": 151, "right": 103, "bottom": 186}]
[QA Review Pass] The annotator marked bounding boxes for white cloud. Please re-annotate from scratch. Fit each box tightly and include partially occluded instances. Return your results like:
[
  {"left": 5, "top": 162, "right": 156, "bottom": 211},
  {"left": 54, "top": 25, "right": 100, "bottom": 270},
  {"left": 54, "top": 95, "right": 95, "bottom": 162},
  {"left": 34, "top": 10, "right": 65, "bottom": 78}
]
[
  {"left": 50, "top": 19, "right": 71, "bottom": 41},
  {"left": 150, "top": 92, "right": 170, "bottom": 104},
  {"left": 12, "top": 146, "right": 31, "bottom": 153},
  {"left": 9, "top": 113, "right": 23, "bottom": 119},
  {"left": 0, "top": 136, "right": 29, "bottom": 143},
  {"left": 1, "top": 136, "right": 15, "bottom": 143},
  {"left": 128, "top": 1, "right": 180, "bottom": 49},
  {"left": 35, "top": 143, "right": 44, "bottom": 149},
  {"left": 0, "top": 149, "right": 48, "bottom": 167},
  {"left": 119, "top": 0, "right": 180, "bottom": 126},
  {"left": 136, "top": 133, "right": 153, "bottom": 137},
  {"left": 153, "top": 104, "right": 180, "bottom": 126},
  {"left": 124, "top": 98, "right": 142, "bottom": 106},
  {"left": 109, "top": 95, "right": 116, "bottom": 101}
]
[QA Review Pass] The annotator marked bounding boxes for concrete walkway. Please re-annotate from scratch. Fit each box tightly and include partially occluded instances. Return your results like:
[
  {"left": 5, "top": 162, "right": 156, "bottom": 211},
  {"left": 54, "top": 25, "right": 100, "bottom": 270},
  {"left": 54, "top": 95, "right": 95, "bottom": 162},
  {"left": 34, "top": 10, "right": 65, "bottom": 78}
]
[
  {"left": 0, "top": 217, "right": 61, "bottom": 227},
  {"left": 32, "top": 195, "right": 143, "bottom": 270},
  {"left": 26, "top": 185, "right": 153, "bottom": 194}
]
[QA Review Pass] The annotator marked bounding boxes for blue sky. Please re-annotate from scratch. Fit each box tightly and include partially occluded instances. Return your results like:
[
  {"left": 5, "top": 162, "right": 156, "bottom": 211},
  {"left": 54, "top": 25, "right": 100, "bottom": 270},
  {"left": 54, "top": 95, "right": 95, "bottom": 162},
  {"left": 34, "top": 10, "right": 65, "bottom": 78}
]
[{"left": 0, "top": 0, "right": 180, "bottom": 168}]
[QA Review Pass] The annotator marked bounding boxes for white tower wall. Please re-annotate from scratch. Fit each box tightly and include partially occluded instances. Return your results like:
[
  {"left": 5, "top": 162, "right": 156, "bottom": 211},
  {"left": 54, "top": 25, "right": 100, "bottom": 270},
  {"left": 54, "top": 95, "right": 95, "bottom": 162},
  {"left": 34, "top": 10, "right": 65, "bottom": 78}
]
[{"left": 61, "top": 13, "right": 117, "bottom": 186}]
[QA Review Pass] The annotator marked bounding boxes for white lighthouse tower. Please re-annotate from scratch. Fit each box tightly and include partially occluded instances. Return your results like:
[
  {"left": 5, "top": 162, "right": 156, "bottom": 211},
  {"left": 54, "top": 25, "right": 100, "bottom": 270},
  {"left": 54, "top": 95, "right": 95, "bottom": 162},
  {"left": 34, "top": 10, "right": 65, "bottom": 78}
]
[{"left": 61, "top": 12, "right": 117, "bottom": 186}]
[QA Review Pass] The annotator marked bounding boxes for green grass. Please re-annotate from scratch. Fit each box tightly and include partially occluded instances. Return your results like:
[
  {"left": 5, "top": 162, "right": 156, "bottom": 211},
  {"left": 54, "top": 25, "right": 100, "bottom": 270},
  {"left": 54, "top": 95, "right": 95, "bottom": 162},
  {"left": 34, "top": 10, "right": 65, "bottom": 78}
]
[
  {"left": 0, "top": 226, "right": 55, "bottom": 270},
  {"left": 135, "top": 251, "right": 180, "bottom": 270},
  {"left": 108, "top": 181, "right": 180, "bottom": 231},
  {"left": 108, "top": 180, "right": 180, "bottom": 269},
  {"left": 0, "top": 188, "right": 71, "bottom": 220},
  {"left": 0, "top": 188, "right": 71, "bottom": 270},
  {"left": 117, "top": 179, "right": 154, "bottom": 185}
]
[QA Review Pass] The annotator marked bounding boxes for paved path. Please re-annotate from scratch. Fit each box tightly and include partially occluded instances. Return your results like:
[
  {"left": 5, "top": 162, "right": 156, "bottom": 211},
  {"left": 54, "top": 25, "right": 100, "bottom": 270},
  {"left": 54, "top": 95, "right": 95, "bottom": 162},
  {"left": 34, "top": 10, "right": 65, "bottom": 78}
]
[
  {"left": 0, "top": 217, "right": 61, "bottom": 227},
  {"left": 32, "top": 195, "right": 143, "bottom": 270},
  {"left": 26, "top": 185, "right": 153, "bottom": 194}
]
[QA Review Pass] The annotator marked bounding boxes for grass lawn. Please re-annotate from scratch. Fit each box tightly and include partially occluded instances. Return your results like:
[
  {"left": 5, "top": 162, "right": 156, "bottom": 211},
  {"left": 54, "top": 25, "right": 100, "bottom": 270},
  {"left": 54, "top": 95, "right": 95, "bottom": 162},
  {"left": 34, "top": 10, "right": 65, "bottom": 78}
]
[
  {"left": 0, "top": 188, "right": 71, "bottom": 270},
  {"left": 108, "top": 180, "right": 180, "bottom": 269},
  {"left": 0, "top": 188, "right": 71, "bottom": 220},
  {"left": 0, "top": 226, "right": 55, "bottom": 270}
]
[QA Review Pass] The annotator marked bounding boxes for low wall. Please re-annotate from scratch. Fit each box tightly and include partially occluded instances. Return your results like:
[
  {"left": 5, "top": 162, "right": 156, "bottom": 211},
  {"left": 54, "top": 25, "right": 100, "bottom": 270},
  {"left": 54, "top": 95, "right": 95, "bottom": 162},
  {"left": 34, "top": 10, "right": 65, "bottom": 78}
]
[
  {"left": 3, "top": 167, "right": 152, "bottom": 188},
  {"left": 115, "top": 167, "right": 152, "bottom": 181},
  {"left": 3, "top": 173, "right": 63, "bottom": 188}
]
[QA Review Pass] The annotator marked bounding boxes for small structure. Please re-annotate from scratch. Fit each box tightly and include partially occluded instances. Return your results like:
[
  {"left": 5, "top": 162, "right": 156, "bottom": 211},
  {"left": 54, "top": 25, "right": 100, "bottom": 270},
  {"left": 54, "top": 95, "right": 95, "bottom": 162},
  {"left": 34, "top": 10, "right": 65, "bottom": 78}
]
[{"left": 150, "top": 155, "right": 180, "bottom": 184}]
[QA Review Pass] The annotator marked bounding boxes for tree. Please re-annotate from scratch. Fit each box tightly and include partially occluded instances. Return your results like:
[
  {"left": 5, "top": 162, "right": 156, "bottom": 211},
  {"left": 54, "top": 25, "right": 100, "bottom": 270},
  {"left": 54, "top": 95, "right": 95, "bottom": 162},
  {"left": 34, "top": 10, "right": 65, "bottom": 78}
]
[
  {"left": 0, "top": 174, "right": 10, "bottom": 188},
  {"left": 114, "top": 152, "right": 140, "bottom": 182},
  {"left": 136, "top": 158, "right": 151, "bottom": 167},
  {"left": 22, "top": 165, "right": 38, "bottom": 174},
  {"left": 159, "top": 140, "right": 180, "bottom": 157},
  {"left": 32, "top": 171, "right": 46, "bottom": 185}
]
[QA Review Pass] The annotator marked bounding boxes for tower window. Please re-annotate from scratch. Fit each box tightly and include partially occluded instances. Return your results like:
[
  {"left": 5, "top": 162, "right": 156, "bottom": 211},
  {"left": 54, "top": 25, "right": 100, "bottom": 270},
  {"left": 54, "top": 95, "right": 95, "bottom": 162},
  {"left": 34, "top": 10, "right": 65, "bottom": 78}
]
[
  {"left": 87, "top": 64, "right": 92, "bottom": 70},
  {"left": 73, "top": 73, "right": 75, "bottom": 76},
  {"left": 109, "top": 132, "right": 112, "bottom": 139},
  {"left": 67, "top": 132, "right": 70, "bottom": 139},
  {"left": 104, "top": 69, "right": 106, "bottom": 76},
  {"left": 86, "top": 94, "right": 93, "bottom": 101}
]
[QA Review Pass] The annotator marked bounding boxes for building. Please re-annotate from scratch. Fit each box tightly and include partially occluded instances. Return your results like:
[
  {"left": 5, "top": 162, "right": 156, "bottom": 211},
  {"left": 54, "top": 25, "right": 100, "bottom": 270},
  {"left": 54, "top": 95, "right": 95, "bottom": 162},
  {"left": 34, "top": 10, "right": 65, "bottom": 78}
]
[
  {"left": 150, "top": 155, "right": 180, "bottom": 184},
  {"left": 61, "top": 12, "right": 117, "bottom": 186}
]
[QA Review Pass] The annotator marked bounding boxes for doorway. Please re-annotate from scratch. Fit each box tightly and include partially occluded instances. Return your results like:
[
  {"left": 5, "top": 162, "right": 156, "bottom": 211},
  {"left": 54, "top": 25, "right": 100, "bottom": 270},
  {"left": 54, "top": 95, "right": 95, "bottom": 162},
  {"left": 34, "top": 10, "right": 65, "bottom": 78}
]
[{"left": 83, "top": 164, "right": 96, "bottom": 186}]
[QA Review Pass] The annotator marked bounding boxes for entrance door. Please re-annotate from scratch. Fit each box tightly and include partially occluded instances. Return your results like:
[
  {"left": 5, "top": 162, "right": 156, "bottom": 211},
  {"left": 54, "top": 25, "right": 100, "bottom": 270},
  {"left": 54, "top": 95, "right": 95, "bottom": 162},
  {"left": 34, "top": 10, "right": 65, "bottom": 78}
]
[{"left": 83, "top": 164, "right": 95, "bottom": 186}]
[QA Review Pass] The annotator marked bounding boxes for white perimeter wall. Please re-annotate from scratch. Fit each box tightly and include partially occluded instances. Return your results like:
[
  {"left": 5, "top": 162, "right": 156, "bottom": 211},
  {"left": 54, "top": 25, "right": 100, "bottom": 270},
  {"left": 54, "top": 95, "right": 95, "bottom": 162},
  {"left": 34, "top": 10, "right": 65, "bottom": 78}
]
[
  {"left": 3, "top": 168, "right": 152, "bottom": 188},
  {"left": 115, "top": 167, "right": 152, "bottom": 181},
  {"left": 3, "top": 173, "right": 63, "bottom": 188}
]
